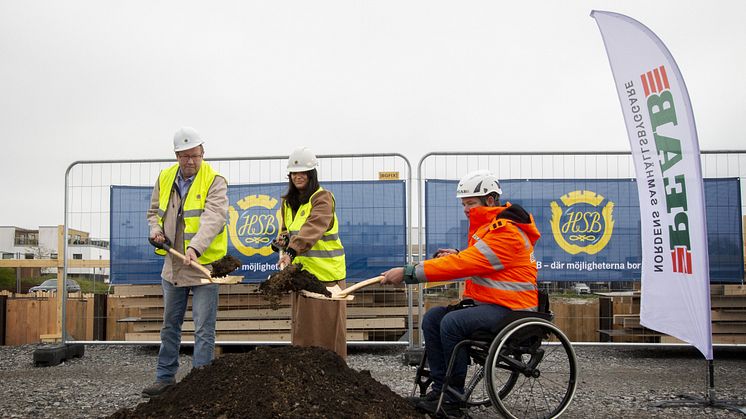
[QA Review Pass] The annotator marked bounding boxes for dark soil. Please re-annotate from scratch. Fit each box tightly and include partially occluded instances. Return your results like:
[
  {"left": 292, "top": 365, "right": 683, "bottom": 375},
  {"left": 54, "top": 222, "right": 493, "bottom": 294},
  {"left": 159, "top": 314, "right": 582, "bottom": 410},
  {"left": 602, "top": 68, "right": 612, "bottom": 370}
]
[
  {"left": 211, "top": 255, "right": 242, "bottom": 278},
  {"left": 109, "top": 346, "right": 425, "bottom": 419},
  {"left": 259, "top": 264, "right": 331, "bottom": 309}
]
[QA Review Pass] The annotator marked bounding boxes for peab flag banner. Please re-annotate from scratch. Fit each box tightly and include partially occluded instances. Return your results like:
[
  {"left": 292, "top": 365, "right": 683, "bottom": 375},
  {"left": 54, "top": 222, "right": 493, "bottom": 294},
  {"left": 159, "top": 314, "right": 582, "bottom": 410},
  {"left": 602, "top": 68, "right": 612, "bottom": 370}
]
[{"left": 592, "top": 11, "right": 713, "bottom": 359}]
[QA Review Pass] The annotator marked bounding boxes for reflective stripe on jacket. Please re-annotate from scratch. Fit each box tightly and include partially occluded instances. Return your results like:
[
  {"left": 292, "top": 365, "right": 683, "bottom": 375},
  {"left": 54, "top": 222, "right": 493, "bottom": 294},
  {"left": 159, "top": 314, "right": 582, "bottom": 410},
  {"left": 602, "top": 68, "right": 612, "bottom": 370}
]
[
  {"left": 155, "top": 163, "right": 228, "bottom": 264},
  {"left": 283, "top": 187, "right": 346, "bottom": 281},
  {"left": 414, "top": 203, "right": 540, "bottom": 310}
]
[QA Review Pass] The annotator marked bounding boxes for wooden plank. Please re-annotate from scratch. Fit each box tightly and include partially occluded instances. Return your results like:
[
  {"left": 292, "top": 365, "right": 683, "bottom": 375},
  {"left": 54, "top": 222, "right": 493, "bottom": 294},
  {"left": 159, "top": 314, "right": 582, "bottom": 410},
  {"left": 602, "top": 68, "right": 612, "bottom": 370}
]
[
  {"left": 85, "top": 295, "right": 94, "bottom": 340},
  {"left": 711, "top": 310, "right": 746, "bottom": 321},
  {"left": 124, "top": 331, "right": 366, "bottom": 342},
  {"left": 347, "top": 317, "right": 405, "bottom": 329},
  {"left": 711, "top": 323, "right": 746, "bottom": 334},
  {"left": 129, "top": 316, "right": 406, "bottom": 333},
  {"left": 621, "top": 317, "right": 641, "bottom": 328},
  {"left": 723, "top": 285, "right": 746, "bottom": 296},
  {"left": 5, "top": 299, "right": 21, "bottom": 345},
  {"left": 551, "top": 298, "right": 599, "bottom": 342},
  {"left": 711, "top": 296, "right": 746, "bottom": 308},
  {"left": 712, "top": 334, "right": 746, "bottom": 344},
  {"left": 612, "top": 314, "right": 638, "bottom": 326}
]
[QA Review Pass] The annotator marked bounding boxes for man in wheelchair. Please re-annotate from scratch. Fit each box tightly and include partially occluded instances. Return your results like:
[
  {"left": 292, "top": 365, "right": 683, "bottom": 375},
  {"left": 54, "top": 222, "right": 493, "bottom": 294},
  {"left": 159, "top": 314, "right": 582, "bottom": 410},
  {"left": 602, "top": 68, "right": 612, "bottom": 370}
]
[{"left": 382, "top": 170, "right": 541, "bottom": 416}]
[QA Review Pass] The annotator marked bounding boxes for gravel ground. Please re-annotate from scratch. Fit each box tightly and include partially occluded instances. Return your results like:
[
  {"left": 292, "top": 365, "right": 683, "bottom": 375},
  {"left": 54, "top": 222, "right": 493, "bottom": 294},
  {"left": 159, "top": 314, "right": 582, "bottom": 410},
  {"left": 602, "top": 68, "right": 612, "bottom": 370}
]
[{"left": 1, "top": 344, "right": 745, "bottom": 418}]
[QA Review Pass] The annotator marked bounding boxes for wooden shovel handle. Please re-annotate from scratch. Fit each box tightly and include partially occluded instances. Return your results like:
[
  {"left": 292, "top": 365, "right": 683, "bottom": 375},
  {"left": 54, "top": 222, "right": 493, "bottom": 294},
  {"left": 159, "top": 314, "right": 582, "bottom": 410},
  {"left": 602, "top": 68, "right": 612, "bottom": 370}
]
[
  {"left": 166, "top": 247, "right": 213, "bottom": 278},
  {"left": 336, "top": 276, "right": 384, "bottom": 297}
]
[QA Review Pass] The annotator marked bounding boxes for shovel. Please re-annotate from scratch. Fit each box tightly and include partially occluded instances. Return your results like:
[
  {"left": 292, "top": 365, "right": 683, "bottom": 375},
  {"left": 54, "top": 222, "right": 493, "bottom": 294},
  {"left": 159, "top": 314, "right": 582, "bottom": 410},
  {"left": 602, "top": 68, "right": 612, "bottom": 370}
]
[
  {"left": 300, "top": 276, "right": 384, "bottom": 301},
  {"left": 149, "top": 237, "right": 243, "bottom": 285}
]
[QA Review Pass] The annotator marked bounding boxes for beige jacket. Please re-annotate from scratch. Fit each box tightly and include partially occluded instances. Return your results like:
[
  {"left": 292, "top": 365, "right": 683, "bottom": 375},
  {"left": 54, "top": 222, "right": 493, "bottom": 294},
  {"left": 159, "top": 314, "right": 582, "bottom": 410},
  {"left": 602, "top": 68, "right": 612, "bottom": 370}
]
[
  {"left": 146, "top": 167, "right": 228, "bottom": 287},
  {"left": 280, "top": 190, "right": 335, "bottom": 256}
]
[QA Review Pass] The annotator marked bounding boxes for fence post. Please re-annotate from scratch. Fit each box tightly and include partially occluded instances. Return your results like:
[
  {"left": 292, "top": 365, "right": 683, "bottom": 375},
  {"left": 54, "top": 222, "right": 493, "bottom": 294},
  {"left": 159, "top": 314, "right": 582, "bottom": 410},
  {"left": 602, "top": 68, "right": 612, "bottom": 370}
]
[{"left": 93, "top": 294, "right": 107, "bottom": 341}]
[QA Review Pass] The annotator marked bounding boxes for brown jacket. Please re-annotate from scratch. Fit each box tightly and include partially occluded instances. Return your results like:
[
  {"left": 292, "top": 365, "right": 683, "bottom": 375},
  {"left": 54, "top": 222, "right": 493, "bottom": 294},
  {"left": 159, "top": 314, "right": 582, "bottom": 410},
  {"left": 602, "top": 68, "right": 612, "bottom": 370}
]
[
  {"left": 280, "top": 189, "right": 335, "bottom": 257},
  {"left": 146, "top": 167, "right": 228, "bottom": 287}
]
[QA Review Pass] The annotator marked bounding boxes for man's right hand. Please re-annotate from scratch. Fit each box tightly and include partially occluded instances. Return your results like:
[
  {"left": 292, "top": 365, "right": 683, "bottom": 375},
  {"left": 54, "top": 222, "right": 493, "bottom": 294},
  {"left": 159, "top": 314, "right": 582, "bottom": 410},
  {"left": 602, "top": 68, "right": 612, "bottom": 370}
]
[
  {"left": 151, "top": 232, "right": 166, "bottom": 244},
  {"left": 432, "top": 248, "right": 458, "bottom": 258}
]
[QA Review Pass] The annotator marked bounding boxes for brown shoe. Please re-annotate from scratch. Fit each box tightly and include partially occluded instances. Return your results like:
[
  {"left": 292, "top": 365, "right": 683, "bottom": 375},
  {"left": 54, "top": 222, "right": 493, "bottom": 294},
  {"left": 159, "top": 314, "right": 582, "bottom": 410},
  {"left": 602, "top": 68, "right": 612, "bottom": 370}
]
[{"left": 142, "top": 380, "right": 174, "bottom": 398}]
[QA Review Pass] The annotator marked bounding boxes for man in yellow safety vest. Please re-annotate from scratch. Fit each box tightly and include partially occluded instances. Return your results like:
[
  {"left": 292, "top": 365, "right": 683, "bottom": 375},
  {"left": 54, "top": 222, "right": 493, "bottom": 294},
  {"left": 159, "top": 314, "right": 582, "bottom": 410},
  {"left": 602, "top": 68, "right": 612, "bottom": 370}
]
[{"left": 143, "top": 127, "right": 228, "bottom": 398}]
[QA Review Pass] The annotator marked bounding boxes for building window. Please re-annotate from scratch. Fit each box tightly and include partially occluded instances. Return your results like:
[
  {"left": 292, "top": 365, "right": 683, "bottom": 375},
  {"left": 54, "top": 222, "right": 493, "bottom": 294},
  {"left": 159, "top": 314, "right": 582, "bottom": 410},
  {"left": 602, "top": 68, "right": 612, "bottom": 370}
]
[
  {"left": 50, "top": 253, "right": 58, "bottom": 259},
  {"left": 24, "top": 253, "right": 34, "bottom": 259},
  {"left": 73, "top": 254, "right": 83, "bottom": 260}
]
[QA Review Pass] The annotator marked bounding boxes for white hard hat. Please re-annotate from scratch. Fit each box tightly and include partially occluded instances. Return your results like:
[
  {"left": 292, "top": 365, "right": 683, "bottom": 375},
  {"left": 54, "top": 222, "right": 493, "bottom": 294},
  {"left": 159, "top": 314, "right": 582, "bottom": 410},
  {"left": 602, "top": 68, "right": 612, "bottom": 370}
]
[
  {"left": 173, "top": 127, "right": 205, "bottom": 152},
  {"left": 287, "top": 147, "right": 318, "bottom": 172},
  {"left": 456, "top": 170, "right": 502, "bottom": 198}
]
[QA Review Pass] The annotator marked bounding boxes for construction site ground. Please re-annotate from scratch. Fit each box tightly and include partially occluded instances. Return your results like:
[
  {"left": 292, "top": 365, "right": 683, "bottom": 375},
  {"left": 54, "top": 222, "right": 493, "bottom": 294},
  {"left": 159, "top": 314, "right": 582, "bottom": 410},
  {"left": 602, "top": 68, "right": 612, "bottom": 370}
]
[{"left": 0, "top": 344, "right": 745, "bottom": 418}]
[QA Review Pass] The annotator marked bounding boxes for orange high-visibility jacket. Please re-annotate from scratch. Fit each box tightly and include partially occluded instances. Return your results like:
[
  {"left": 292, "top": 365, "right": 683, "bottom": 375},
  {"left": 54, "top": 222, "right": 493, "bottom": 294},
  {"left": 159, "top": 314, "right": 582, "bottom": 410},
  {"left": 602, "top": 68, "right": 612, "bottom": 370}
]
[{"left": 414, "top": 203, "right": 541, "bottom": 310}]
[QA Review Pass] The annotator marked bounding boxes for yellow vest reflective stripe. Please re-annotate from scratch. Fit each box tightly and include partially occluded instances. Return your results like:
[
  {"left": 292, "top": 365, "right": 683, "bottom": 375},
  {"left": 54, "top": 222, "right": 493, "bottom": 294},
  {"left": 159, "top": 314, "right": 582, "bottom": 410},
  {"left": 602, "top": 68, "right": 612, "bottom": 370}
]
[
  {"left": 155, "top": 163, "right": 228, "bottom": 265},
  {"left": 283, "top": 187, "right": 346, "bottom": 281}
]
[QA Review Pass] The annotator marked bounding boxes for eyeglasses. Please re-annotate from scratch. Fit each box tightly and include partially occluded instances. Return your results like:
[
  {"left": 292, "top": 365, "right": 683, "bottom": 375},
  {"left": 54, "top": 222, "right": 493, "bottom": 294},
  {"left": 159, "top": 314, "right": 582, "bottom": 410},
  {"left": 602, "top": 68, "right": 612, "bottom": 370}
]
[{"left": 177, "top": 153, "right": 203, "bottom": 162}]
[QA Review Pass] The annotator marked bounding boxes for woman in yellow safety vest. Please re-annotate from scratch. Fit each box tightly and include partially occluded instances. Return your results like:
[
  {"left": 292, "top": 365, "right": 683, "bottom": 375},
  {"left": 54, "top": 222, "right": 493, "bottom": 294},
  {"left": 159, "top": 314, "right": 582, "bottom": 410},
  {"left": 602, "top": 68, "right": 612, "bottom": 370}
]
[{"left": 275, "top": 147, "right": 347, "bottom": 358}]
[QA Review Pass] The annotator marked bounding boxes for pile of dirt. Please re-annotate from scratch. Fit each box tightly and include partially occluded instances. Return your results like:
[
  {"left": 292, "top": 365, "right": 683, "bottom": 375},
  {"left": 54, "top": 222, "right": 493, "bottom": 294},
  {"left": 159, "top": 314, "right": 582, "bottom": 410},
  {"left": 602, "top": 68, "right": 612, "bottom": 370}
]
[
  {"left": 258, "top": 264, "right": 331, "bottom": 309},
  {"left": 109, "top": 346, "right": 424, "bottom": 419}
]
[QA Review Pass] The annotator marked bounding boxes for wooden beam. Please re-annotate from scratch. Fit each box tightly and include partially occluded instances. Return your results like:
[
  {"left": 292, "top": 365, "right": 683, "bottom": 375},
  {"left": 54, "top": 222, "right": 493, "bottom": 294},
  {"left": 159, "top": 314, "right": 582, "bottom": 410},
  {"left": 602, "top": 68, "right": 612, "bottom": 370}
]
[{"left": 0, "top": 259, "right": 109, "bottom": 268}]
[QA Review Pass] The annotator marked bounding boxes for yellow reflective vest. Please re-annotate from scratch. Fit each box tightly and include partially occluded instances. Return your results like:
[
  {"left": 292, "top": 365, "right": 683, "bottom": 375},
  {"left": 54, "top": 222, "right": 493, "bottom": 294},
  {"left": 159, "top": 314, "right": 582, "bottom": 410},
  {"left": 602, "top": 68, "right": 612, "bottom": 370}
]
[
  {"left": 283, "top": 188, "right": 346, "bottom": 281},
  {"left": 155, "top": 163, "right": 227, "bottom": 265}
]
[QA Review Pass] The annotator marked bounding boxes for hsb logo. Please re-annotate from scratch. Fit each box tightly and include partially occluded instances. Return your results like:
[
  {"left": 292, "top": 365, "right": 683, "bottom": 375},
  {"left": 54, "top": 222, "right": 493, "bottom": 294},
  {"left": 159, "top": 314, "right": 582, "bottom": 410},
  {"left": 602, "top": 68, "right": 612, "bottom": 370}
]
[
  {"left": 550, "top": 190, "right": 615, "bottom": 255},
  {"left": 228, "top": 194, "right": 281, "bottom": 256}
]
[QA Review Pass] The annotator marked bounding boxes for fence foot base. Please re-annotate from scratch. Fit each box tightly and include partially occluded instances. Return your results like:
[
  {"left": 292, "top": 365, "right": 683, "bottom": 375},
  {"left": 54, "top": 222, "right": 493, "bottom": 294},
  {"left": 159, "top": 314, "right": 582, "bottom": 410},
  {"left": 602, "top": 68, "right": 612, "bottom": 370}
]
[{"left": 33, "top": 343, "right": 85, "bottom": 367}]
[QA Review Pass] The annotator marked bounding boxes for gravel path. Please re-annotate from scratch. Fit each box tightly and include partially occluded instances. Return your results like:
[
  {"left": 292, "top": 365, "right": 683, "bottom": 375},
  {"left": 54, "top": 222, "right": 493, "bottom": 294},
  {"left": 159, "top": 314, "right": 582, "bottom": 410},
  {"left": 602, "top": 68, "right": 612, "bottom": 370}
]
[{"left": 1, "top": 344, "right": 745, "bottom": 418}]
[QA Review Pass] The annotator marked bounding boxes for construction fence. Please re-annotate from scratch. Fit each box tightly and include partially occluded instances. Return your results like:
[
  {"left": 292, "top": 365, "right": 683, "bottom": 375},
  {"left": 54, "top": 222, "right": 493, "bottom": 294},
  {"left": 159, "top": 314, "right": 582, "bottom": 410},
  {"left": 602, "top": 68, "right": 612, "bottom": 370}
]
[{"left": 2, "top": 151, "right": 745, "bottom": 347}]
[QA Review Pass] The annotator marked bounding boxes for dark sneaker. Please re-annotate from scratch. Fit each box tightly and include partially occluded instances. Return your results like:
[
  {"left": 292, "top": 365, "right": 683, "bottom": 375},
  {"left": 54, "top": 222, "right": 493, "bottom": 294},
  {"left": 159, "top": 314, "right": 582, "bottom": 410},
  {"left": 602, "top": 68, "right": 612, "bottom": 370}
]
[
  {"left": 404, "top": 389, "right": 440, "bottom": 404},
  {"left": 414, "top": 399, "right": 465, "bottom": 418},
  {"left": 142, "top": 380, "right": 175, "bottom": 398}
]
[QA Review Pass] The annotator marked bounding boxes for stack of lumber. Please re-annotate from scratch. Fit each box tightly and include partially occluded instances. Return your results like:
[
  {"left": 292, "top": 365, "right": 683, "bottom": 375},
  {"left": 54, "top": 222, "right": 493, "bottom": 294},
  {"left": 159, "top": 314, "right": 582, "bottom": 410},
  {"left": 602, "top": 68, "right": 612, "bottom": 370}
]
[
  {"left": 598, "top": 285, "right": 746, "bottom": 344},
  {"left": 108, "top": 283, "right": 412, "bottom": 343}
]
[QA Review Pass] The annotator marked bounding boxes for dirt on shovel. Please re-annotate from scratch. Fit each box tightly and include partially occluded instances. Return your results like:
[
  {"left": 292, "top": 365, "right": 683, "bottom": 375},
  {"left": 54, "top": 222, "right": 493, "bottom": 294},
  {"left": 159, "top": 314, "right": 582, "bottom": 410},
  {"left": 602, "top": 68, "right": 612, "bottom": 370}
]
[
  {"left": 258, "top": 264, "right": 331, "bottom": 309},
  {"left": 210, "top": 254, "right": 243, "bottom": 278}
]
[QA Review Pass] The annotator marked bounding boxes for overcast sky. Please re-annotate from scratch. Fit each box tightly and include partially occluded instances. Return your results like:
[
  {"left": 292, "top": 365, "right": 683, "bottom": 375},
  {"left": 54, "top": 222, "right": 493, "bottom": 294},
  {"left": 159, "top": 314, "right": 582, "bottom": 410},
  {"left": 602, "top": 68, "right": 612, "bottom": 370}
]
[{"left": 1, "top": 1, "right": 744, "bottom": 230}]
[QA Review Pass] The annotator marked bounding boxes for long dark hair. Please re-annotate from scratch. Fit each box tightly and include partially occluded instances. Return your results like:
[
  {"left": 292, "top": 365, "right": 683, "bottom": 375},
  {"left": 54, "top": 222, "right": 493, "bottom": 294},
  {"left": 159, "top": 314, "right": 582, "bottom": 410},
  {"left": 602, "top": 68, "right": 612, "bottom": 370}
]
[{"left": 282, "top": 169, "right": 320, "bottom": 212}]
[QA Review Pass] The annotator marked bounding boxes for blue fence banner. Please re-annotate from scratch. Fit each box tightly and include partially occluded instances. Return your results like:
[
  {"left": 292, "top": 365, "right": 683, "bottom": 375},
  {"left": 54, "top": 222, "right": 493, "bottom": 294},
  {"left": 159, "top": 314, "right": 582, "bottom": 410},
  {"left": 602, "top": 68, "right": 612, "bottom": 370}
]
[
  {"left": 110, "top": 180, "right": 407, "bottom": 284},
  {"left": 425, "top": 178, "right": 743, "bottom": 283}
]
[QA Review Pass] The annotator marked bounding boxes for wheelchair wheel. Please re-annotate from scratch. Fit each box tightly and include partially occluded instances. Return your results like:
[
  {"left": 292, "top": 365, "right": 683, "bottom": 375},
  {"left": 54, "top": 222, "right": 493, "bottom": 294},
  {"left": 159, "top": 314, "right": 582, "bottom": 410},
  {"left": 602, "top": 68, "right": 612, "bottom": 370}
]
[{"left": 484, "top": 317, "right": 577, "bottom": 419}]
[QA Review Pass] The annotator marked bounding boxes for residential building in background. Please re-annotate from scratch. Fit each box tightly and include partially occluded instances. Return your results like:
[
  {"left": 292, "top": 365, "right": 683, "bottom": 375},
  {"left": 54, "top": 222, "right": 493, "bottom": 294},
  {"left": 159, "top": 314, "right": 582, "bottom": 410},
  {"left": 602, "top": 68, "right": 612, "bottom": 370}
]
[{"left": 0, "top": 226, "right": 109, "bottom": 280}]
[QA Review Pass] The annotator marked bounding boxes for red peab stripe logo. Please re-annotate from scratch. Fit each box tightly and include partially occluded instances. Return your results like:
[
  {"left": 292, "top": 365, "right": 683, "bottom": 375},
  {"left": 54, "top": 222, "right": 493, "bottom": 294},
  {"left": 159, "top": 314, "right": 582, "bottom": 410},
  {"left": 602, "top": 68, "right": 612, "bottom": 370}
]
[
  {"left": 641, "top": 65, "right": 670, "bottom": 96},
  {"left": 672, "top": 245, "right": 692, "bottom": 274}
]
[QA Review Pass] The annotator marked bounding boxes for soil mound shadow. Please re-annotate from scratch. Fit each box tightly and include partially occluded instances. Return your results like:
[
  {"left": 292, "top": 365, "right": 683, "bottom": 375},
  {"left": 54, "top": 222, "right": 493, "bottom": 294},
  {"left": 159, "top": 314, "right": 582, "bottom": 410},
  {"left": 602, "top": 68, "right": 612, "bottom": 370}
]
[{"left": 110, "top": 346, "right": 425, "bottom": 419}]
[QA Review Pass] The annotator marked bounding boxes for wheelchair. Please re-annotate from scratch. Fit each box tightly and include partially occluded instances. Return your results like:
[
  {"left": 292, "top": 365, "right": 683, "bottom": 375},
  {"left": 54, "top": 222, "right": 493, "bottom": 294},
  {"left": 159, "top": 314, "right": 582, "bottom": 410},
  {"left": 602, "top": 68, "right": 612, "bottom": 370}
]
[{"left": 411, "top": 291, "right": 578, "bottom": 418}]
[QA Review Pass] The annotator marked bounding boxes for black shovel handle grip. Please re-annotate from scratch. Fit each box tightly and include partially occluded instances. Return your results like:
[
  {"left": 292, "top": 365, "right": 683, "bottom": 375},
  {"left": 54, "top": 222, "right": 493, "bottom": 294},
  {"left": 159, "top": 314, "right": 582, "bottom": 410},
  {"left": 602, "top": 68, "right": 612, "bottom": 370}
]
[{"left": 148, "top": 236, "right": 173, "bottom": 251}]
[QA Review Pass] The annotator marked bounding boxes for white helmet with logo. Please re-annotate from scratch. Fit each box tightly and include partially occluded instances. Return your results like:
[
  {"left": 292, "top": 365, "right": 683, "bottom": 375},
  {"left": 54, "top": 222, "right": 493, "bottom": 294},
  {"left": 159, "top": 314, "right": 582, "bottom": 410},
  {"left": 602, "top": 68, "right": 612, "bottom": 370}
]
[
  {"left": 287, "top": 147, "right": 318, "bottom": 172},
  {"left": 456, "top": 170, "right": 502, "bottom": 198},
  {"left": 173, "top": 127, "right": 205, "bottom": 152}
]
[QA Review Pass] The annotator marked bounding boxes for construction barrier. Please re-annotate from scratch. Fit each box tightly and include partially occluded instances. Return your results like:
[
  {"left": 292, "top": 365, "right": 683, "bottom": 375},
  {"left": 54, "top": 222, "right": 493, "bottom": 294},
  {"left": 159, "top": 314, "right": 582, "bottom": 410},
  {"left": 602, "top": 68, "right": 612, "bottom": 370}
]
[
  {"left": 3, "top": 150, "right": 738, "bottom": 348},
  {"left": 60, "top": 154, "right": 414, "bottom": 346}
]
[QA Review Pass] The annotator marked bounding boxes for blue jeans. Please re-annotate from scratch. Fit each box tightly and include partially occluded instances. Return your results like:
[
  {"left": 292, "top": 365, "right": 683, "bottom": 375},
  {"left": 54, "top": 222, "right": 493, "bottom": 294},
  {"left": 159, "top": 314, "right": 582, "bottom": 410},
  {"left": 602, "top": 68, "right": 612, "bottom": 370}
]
[
  {"left": 422, "top": 302, "right": 511, "bottom": 393},
  {"left": 156, "top": 279, "right": 218, "bottom": 382}
]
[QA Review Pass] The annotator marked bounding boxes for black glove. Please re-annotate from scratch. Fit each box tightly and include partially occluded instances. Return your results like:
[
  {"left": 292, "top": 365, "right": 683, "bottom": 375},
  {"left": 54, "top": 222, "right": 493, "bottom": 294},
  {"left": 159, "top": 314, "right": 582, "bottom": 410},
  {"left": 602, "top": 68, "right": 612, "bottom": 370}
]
[{"left": 270, "top": 234, "right": 289, "bottom": 253}]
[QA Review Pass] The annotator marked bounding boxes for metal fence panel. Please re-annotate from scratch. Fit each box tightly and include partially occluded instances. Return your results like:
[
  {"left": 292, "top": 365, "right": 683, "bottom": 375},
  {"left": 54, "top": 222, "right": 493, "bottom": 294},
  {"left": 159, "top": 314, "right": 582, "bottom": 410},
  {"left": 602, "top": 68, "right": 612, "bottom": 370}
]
[{"left": 62, "top": 154, "right": 413, "bottom": 346}]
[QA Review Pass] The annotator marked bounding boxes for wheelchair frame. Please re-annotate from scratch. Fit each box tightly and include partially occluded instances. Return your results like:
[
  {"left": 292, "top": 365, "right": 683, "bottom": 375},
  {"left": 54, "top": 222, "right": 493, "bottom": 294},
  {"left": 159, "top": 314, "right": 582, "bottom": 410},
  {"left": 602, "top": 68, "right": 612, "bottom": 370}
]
[{"left": 411, "top": 305, "right": 578, "bottom": 418}]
